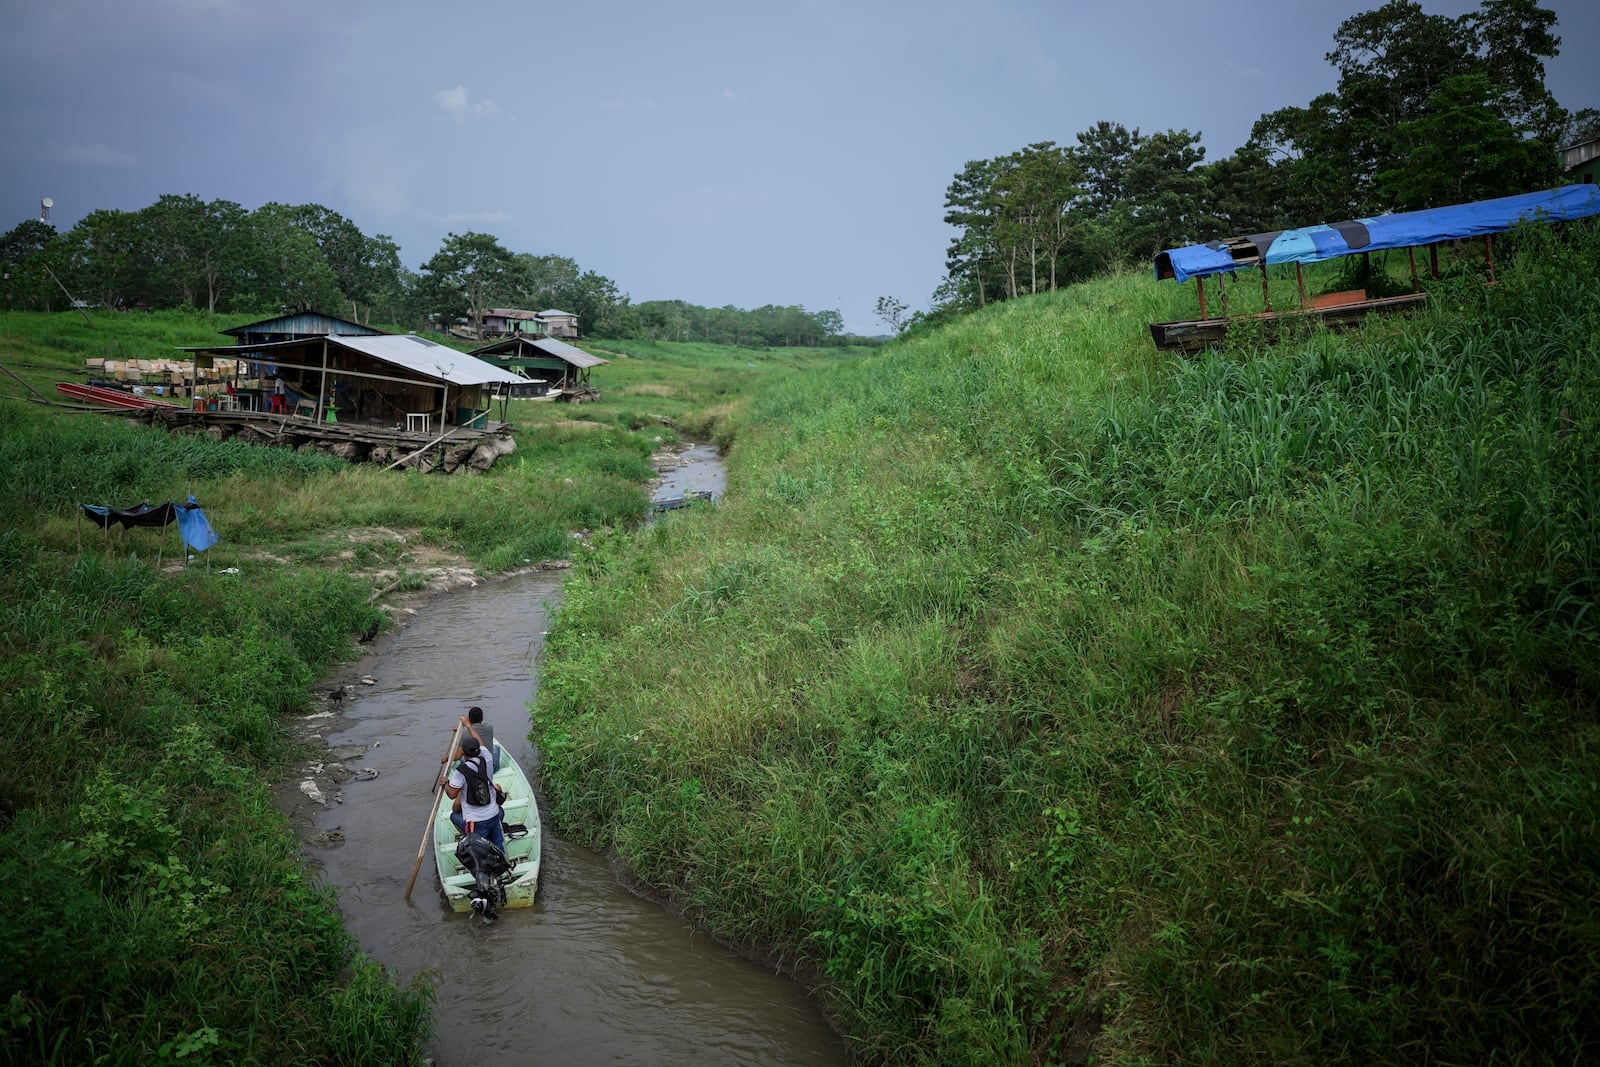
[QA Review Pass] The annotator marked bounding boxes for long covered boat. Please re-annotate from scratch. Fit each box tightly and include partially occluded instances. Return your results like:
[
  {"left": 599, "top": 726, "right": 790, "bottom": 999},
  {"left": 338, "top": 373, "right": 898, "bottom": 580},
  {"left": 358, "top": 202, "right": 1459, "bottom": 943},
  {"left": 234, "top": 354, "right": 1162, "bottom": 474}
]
[
  {"left": 433, "top": 745, "right": 542, "bottom": 913},
  {"left": 1150, "top": 184, "right": 1600, "bottom": 351}
]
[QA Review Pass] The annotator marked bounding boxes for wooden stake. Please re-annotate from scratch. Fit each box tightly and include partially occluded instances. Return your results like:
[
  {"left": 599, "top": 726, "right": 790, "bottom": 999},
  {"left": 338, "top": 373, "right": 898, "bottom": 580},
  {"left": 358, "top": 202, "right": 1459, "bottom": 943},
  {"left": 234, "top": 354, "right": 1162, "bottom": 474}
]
[
  {"left": 1295, "top": 262, "right": 1307, "bottom": 307},
  {"left": 405, "top": 719, "right": 466, "bottom": 901},
  {"left": 1260, "top": 265, "right": 1272, "bottom": 313},
  {"left": 1196, "top": 276, "right": 1208, "bottom": 320}
]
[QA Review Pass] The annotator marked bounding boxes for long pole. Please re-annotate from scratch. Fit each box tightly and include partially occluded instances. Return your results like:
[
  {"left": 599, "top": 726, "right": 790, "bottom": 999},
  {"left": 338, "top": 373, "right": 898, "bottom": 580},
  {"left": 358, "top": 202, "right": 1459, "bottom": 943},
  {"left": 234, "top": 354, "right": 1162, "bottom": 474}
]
[{"left": 404, "top": 720, "right": 466, "bottom": 901}]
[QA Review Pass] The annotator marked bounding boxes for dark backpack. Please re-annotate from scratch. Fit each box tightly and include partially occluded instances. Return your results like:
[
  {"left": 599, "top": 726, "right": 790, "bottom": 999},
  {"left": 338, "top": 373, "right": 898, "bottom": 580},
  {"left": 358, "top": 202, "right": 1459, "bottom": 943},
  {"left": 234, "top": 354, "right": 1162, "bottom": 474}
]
[{"left": 458, "top": 755, "right": 493, "bottom": 806}]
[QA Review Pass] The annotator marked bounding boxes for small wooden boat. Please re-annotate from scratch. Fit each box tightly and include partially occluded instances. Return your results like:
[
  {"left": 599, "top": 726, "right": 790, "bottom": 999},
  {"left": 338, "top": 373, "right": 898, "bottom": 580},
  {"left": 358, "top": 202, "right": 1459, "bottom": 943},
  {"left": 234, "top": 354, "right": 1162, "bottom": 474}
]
[
  {"left": 651, "top": 490, "right": 715, "bottom": 512},
  {"left": 433, "top": 745, "right": 541, "bottom": 913},
  {"left": 56, "top": 381, "right": 182, "bottom": 410}
]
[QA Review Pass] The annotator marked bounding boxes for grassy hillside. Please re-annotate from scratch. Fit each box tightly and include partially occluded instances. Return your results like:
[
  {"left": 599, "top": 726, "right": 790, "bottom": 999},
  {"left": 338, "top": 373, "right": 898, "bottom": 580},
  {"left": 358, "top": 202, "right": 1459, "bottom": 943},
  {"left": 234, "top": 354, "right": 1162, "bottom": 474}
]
[{"left": 532, "top": 227, "right": 1600, "bottom": 1065}]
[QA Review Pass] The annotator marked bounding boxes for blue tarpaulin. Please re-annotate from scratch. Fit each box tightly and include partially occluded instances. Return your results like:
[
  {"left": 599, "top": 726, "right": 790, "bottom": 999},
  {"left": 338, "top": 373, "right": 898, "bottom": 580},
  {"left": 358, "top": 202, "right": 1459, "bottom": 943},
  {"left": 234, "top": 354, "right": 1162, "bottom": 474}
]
[
  {"left": 1156, "top": 184, "right": 1600, "bottom": 283},
  {"left": 81, "top": 496, "right": 219, "bottom": 553}
]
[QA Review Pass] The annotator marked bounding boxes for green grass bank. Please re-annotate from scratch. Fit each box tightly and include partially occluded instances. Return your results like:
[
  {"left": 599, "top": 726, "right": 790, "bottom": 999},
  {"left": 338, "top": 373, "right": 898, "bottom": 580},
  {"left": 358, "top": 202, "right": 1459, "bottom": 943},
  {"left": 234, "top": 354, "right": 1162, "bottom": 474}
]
[
  {"left": 531, "top": 227, "right": 1600, "bottom": 1065},
  {"left": 0, "top": 319, "right": 859, "bottom": 1064}
]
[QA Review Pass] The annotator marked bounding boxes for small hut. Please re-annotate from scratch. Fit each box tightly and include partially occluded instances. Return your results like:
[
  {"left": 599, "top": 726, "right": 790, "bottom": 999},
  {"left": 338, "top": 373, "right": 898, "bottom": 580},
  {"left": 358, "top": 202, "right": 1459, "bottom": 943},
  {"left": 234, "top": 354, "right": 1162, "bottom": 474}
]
[{"left": 470, "top": 336, "right": 608, "bottom": 402}]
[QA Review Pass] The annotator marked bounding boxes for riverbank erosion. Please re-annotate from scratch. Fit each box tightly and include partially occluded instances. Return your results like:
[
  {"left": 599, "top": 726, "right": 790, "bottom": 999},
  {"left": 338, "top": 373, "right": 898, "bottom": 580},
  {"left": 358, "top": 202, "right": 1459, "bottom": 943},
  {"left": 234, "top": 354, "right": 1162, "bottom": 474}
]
[{"left": 530, "top": 229, "right": 1600, "bottom": 1065}]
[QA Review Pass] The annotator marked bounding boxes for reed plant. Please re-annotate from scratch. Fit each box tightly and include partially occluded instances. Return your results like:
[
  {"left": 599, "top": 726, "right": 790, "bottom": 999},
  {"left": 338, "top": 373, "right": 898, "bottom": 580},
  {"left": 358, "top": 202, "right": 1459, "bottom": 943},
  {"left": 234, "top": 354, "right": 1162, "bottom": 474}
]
[{"left": 533, "top": 224, "right": 1600, "bottom": 1064}]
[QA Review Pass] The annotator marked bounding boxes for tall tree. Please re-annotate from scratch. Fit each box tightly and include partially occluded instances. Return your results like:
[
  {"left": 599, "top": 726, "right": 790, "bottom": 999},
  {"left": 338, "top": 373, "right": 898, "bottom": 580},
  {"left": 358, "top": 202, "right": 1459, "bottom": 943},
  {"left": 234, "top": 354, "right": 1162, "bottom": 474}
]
[
  {"left": 139, "top": 194, "right": 248, "bottom": 312},
  {"left": 943, "top": 157, "right": 1007, "bottom": 306},
  {"left": 238, "top": 204, "right": 344, "bottom": 313},
  {"left": 1377, "top": 72, "right": 1557, "bottom": 208},
  {"left": 419, "top": 232, "right": 518, "bottom": 337},
  {"left": 0, "top": 219, "right": 64, "bottom": 311}
]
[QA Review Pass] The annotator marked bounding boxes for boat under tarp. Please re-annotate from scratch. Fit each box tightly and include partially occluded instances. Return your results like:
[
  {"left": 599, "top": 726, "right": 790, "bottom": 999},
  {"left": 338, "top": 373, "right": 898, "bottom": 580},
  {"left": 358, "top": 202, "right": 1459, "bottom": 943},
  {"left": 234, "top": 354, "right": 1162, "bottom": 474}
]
[
  {"left": 1155, "top": 184, "right": 1600, "bottom": 284},
  {"left": 1149, "top": 184, "right": 1600, "bottom": 352}
]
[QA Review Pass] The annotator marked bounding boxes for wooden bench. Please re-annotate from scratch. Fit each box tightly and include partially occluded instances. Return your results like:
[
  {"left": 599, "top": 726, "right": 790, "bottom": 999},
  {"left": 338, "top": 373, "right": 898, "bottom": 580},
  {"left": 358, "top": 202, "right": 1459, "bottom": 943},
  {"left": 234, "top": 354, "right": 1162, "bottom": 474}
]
[{"left": 1308, "top": 288, "right": 1367, "bottom": 310}]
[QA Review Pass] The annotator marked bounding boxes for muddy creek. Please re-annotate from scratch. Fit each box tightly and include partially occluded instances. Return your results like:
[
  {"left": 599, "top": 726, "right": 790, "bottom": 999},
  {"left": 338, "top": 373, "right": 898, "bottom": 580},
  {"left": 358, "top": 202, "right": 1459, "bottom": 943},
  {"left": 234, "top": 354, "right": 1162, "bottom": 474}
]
[{"left": 301, "top": 445, "right": 845, "bottom": 1066}]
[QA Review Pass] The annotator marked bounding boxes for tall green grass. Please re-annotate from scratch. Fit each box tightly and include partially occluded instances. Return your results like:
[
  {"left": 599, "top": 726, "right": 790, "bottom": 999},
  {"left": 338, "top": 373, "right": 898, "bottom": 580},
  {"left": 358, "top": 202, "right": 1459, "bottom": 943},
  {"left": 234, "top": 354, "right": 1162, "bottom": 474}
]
[{"left": 532, "top": 225, "right": 1600, "bottom": 1064}]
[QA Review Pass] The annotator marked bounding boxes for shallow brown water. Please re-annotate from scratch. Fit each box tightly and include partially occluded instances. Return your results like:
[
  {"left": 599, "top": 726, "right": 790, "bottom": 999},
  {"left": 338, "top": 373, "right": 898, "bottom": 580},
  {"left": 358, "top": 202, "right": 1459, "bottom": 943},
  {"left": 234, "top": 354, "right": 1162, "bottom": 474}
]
[{"left": 307, "top": 448, "right": 846, "bottom": 1067}]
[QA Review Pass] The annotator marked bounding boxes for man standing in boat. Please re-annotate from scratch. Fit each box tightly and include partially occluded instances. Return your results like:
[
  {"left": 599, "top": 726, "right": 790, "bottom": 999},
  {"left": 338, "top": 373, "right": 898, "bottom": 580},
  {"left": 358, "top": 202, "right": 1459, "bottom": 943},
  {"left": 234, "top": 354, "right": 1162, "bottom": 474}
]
[
  {"left": 442, "top": 706, "right": 499, "bottom": 773},
  {"left": 445, "top": 735, "right": 504, "bottom": 854}
]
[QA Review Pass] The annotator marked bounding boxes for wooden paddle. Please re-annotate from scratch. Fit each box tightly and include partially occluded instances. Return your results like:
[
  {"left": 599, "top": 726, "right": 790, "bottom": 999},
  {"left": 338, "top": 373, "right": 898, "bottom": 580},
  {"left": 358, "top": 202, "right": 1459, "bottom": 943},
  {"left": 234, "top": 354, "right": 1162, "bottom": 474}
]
[{"left": 404, "top": 719, "right": 465, "bottom": 901}]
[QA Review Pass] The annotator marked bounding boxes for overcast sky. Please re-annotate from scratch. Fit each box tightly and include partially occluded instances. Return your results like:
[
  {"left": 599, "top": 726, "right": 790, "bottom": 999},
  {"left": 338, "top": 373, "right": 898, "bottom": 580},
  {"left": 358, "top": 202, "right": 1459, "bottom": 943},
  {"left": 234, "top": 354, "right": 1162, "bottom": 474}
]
[{"left": 2, "top": 0, "right": 1595, "bottom": 334}]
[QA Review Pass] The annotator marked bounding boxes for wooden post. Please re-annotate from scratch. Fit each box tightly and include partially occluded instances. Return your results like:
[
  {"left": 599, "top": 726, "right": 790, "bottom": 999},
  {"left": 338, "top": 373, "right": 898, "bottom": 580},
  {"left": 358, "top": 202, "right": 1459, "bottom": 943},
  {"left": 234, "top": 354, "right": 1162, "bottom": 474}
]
[
  {"left": 1408, "top": 246, "right": 1420, "bottom": 292},
  {"left": 1484, "top": 235, "right": 1496, "bottom": 284},
  {"left": 1295, "top": 262, "right": 1307, "bottom": 308},
  {"left": 1260, "top": 265, "right": 1272, "bottom": 313},
  {"left": 1429, "top": 243, "right": 1440, "bottom": 279},
  {"left": 1219, "top": 272, "right": 1229, "bottom": 318},
  {"left": 405, "top": 720, "right": 467, "bottom": 901},
  {"left": 1196, "top": 276, "right": 1208, "bottom": 320}
]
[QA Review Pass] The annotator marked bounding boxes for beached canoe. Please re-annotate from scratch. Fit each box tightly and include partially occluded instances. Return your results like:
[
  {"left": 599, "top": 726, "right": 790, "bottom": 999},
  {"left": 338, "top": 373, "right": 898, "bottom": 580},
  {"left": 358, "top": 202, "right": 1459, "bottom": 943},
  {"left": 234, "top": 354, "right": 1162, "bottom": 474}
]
[
  {"left": 651, "top": 490, "right": 715, "bottom": 512},
  {"left": 433, "top": 745, "right": 541, "bottom": 913}
]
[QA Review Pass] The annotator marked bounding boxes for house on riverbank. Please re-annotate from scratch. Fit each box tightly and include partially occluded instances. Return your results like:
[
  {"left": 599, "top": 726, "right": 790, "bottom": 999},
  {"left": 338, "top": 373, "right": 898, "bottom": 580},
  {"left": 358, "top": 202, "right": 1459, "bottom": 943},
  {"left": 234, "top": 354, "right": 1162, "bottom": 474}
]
[
  {"left": 165, "top": 325, "right": 527, "bottom": 472},
  {"left": 470, "top": 335, "right": 607, "bottom": 402}
]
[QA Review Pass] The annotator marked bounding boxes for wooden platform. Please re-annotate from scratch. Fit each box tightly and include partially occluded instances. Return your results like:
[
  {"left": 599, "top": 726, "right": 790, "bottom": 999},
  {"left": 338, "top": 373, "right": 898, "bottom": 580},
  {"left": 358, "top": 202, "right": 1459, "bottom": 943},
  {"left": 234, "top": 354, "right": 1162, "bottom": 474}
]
[
  {"left": 135, "top": 407, "right": 516, "bottom": 473},
  {"left": 1150, "top": 291, "right": 1429, "bottom": 353}
]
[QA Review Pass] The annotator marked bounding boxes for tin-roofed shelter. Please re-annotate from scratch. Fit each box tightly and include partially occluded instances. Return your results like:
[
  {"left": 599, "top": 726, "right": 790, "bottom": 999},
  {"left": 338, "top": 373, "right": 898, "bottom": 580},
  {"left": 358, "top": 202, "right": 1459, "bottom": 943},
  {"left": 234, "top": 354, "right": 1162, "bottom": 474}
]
[
  {"left": 181, "top": 332, "right": 524, "bottom": 430},
  {"left": 471, "top": 335, "right": 607, "bottom": 401}
]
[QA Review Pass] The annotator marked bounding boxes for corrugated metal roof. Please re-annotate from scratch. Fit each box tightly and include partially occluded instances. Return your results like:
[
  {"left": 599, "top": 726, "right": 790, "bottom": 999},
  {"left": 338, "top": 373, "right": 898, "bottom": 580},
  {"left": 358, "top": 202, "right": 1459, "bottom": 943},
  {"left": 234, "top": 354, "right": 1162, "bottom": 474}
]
[
  {"left": 525, "top": 337, "right": 607, "bottom": 368},
  {"left": 181, "top": 334, "right": 524, "bottom": 386},
  {"left": 223, "top": 312, "right": 381, "bottom": 338},
  {"left": 333, "top": 334, "right": 526, "bottom": 385},
  {"left": 537, "top": 309, "right": 576, "bottom": 318},
  {"left": 470, "top": 336, "right": 608, "bottom": 369}
]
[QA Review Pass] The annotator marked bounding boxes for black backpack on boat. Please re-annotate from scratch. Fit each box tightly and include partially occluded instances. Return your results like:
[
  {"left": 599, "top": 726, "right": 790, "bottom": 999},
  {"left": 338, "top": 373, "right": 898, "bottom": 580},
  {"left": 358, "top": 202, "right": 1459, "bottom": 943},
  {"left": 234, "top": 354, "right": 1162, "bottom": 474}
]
[{"left": 458, "top": 755, "right": 493, "bottom": 806}]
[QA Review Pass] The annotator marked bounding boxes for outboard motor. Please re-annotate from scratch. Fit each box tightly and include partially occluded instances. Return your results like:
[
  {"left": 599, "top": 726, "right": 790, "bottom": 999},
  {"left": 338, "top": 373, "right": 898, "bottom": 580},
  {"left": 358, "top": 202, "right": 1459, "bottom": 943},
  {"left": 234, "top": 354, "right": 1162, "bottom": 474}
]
[{"left": 455, "top": 832, "right": 512, "bottom": 922}]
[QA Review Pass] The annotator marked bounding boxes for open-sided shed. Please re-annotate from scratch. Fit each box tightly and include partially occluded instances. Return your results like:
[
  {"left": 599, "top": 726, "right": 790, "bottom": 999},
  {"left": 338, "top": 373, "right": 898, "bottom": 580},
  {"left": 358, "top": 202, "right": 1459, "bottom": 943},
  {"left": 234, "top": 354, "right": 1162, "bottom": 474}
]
[
  {"left": 181, "top": 332, "right": 524, "bottom": 432},
  {"left": 470, "top": 335, "right": 608, "bottom": 401}
]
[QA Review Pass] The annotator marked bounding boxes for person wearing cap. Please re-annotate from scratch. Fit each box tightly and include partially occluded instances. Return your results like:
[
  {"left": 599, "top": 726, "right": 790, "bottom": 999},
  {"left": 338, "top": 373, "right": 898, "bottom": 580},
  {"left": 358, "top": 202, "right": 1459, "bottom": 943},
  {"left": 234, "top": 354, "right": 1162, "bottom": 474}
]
[{"left": 445, "top": 735, "right": 504, "bottom": 853}]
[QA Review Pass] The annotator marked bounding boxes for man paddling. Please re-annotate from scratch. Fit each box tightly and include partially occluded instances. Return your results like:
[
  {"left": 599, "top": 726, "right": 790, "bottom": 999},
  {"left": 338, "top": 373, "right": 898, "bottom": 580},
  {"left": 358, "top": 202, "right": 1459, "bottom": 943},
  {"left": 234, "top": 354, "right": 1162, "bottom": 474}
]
[{"left": 445, "top": 735, "right": 504, "bottom": 854}]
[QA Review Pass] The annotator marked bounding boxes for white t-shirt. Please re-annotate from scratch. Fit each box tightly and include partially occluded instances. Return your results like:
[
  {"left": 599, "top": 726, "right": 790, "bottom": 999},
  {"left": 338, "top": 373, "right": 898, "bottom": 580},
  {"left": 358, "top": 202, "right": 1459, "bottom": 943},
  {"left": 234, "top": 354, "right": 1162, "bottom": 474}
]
[{"left": 449, "top": 755, "right": 500, "bottom": 824}]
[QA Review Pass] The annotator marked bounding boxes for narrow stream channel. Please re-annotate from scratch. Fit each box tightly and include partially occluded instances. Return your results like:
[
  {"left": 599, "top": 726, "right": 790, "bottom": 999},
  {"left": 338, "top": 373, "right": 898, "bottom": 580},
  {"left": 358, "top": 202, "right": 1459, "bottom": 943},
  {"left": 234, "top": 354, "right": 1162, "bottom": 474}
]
[{"left": 302, "top": 445, "right": 845, "bottom": 1066}]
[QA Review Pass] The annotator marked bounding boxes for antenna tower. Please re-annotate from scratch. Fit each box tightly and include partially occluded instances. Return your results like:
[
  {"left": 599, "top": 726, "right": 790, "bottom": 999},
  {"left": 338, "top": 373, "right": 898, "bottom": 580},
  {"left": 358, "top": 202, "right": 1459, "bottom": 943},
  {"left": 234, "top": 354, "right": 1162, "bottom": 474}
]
[{"left": 40, "top": 197, "right": 53, "bottom": 224}]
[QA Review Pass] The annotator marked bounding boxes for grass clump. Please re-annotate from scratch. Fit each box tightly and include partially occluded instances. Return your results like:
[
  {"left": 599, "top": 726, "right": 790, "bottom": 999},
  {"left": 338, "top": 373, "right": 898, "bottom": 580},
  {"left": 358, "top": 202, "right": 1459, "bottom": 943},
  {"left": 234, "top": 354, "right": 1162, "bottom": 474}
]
[{"left": 532, "top": 225, "right": 1600, "bottom": 1064}]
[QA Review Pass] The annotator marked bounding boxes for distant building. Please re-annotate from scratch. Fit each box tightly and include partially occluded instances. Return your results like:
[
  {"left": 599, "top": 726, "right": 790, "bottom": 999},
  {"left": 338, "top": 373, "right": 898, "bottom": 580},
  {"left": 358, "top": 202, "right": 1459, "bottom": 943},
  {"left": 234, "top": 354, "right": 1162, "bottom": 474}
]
[
  {"left": 481, "top": 308, "right": 539, "bottom": 337},
  {"left": 535, "top": 309, "right": 580, "bottom": 339},
  {"left": 1560, "top": 135, "right": 1600, "bottom": 186}
]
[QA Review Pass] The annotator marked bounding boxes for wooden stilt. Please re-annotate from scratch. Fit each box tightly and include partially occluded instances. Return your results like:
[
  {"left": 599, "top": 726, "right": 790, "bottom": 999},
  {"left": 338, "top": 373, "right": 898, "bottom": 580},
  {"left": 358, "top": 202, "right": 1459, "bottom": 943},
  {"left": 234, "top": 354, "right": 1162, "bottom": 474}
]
[
  {"left": 1408, "top": 246, "right": 1419, "bottom": 292},
  {"left": 1485, "top": 235, "right": 1496, "bottom": 284},
  {"left": 1260, "top": 265, "right": 1271, "bottom": 313},
  {"left": 1196, "top": 276, "right": 1208, "bottom": 320},
  {"left": 1295, "top": 262, "right": 1307, "bottom": 307}
]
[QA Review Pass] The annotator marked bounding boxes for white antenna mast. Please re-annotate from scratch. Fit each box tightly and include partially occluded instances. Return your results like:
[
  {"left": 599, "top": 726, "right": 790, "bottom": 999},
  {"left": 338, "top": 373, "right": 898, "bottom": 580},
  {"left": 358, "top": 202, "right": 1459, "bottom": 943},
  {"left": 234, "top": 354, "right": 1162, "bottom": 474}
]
[{"left": 40, "top": 197, "right": 53, "bottom": 224}]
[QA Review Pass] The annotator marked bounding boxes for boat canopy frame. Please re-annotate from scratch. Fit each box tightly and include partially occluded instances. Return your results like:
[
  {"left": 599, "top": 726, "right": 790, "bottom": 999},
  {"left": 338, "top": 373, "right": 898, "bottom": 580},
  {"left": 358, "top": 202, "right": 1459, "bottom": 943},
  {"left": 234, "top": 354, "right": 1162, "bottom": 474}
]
[{"left": 1148, "top": 184, "right": 1600, "bottom": 351}]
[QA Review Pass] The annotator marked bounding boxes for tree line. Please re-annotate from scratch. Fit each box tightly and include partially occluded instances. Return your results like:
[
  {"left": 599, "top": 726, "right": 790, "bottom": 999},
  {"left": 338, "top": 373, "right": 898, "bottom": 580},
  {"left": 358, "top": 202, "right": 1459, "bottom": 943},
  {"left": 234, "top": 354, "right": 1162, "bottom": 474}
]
[
  {"left": 916, "top": 0, "right": 1597, "bottom": 327},
  {"left": 0, "top": 197, "right": 851, "bottom": 346}
]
